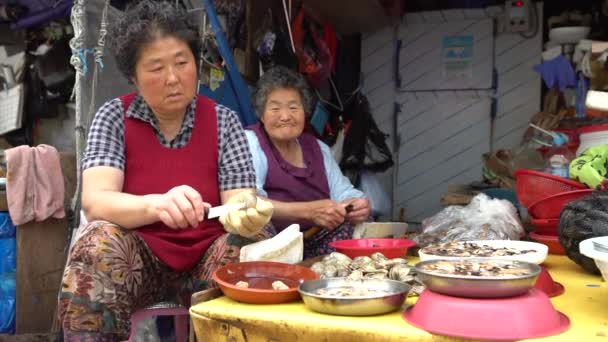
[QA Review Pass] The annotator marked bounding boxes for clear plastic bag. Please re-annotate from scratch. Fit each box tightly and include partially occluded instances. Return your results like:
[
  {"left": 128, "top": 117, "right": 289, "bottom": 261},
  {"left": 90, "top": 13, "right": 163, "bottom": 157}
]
[{"left": 414, "top": 193, "right": 524, "bottom": 248}]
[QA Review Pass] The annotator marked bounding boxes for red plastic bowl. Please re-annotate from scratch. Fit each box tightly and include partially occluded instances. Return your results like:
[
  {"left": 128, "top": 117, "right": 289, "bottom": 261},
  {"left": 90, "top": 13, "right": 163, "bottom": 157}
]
[
  {"left": 404, "top": 289, "right": 570, "bottom": 341},
  {"left": 535, "top": 266, "right": 565, "bottom": 297},
  {"left": 528, "top": 189, "right": 593, "bottom": 219},
  {"left": 531, "top": 218, "right": 559, "bottom": 236},
  {"left": 329, "top": 238, "right": 416, "bottom": 259},
  {"left": 515, "top": 170, "right": 587, "bottom": 208},
  {"left": 529, "top": 232, "right": 565, "bottom": 255},
  {"left": 212, "top": 261, "right": 319, "bottom": 304}
]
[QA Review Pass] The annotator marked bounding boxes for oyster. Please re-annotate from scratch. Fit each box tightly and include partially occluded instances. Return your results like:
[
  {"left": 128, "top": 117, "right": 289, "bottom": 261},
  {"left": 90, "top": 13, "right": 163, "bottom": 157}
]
[
  {"left": 328, "top": 252, "right": 352, "bottom": 263},
  {"left": 371, "top": 252, "right": 389, "bottom": 262},
  {"left": 346, "top": 270, "right": 364, "bottom": 280},
  {"left": 364, "top": 270, "right": 388, "bottom": 279},
  {"left": 388, "top": 258, "right": 408, "bottom": 266},
  {"left": 336, "top": 267, "right": 350, "bottom": 277},
  {"left": 322, "top": 265, "right": 338, "bottom": 278},
  {"left": 374, "top": 259, "right": 392, "bottom": 269},
  {"left": 389, "top": 264, "right": 412, "bottom": 281},
  {"left": 358, "top": 262, "right": 379, "bottom": 273},
  {"left": 310, "top": 262, "right": 325, "bottom": 275},
  {"left": 350, "top": 256, "right": 372, "bottom": 269},
  {"left": 334, "top": 259, "right": 351, "bottom": 270}
]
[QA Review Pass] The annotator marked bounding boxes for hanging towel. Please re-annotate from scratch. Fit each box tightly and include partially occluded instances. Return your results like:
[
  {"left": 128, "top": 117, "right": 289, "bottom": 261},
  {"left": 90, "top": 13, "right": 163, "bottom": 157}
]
[{"left": 5, "top": 144, "right": 65, "bottom": 225}]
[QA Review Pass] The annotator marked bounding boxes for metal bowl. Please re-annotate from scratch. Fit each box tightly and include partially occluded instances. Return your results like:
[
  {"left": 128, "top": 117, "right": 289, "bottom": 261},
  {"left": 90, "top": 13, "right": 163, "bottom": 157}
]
[
  {"left": 415, "top": 259, "right": 541, "bottom": 298},
  {"left": 298, "top": 278, "right": 410, "bottom": 316}
]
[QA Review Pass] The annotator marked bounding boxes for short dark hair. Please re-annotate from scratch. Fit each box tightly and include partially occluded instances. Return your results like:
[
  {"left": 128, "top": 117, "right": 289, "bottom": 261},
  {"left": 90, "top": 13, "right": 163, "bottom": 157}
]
[
  {"left": 109, "top": 1, "right": 201, "bottom": 82},
  {"left": 253, "top": 66, "right": 314, "bottom": 119}
]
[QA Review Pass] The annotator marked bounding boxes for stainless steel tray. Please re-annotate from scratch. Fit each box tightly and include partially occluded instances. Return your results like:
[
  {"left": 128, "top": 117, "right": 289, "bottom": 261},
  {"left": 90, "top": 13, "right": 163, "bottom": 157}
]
[
  {"left": 298, "top": 278, "right": 410, "bottom": 316},
  {"left": 415, "top": 258, "right": 541, "bottom": 298}
]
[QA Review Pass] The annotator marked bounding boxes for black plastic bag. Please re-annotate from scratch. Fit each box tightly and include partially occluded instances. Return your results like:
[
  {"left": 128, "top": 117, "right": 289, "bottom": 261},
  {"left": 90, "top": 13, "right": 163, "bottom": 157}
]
[
  {"left": 340, "top": 92, "right": 393, "bottom": 185},
  {"left": 559, "top": 190, "right": 605, "bottom": 274}
]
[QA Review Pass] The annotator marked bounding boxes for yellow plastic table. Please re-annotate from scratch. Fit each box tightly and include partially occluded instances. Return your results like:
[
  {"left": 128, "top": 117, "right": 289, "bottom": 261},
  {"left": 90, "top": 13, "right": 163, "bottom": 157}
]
[{"left": 190, "top": 255, "right": 608, "bottom": 341}]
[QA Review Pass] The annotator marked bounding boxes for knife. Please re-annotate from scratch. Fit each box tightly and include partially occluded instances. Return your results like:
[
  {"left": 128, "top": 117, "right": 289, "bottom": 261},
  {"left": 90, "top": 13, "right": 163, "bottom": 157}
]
[{"left": 205, "top": 202, "right": 246, "bottom": 219}]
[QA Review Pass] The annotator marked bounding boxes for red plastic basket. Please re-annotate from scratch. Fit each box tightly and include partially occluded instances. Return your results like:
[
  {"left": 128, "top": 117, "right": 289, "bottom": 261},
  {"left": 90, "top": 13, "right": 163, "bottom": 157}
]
[
  {"left": 531, "top": 218, "right": 559, "bottom": 236},
  {"left": 529, "top": 232, "right": 565, "bottom": 255},
  {"left": 528, "top": 189, "right": 593, "bottom": 219},
  {"left": 514, "top": 170, "right": 588, "bottom": 208}
]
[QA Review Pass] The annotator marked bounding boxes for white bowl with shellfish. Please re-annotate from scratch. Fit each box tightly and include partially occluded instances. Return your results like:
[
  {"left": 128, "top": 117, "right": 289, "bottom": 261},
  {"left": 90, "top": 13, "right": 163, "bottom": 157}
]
[{"left": 418, "top": 240, "right": 548, "bottom": 264}]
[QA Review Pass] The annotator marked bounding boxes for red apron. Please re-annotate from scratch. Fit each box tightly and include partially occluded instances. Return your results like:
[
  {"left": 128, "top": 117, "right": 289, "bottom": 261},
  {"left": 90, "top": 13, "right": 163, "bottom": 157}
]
[{"left": 121, "top": 93, "right": 225, "bottom": 272}]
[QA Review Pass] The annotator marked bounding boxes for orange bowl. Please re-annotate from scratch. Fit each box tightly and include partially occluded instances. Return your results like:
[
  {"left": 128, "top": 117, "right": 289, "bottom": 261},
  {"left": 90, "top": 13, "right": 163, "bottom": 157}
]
[
  {"left": 212, "top": 261, "right": 319, "bottom": 304},
  {"left": 529, "top": 232, "right": 565, "bottom": 255}
]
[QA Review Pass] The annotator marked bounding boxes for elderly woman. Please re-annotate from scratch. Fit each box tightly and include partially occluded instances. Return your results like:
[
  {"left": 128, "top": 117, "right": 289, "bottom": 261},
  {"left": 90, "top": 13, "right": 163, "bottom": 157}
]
[
  {"left": 246, "top": 66, "right": 370, "bottom": 259},
  {"left": 59, "top": 2, "right": 273, "bottom": 340}
]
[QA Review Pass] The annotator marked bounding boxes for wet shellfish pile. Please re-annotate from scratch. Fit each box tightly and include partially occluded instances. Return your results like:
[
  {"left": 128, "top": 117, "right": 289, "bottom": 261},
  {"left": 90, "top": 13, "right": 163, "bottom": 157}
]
[{"left": 310, "top": 252, "right": 425, "bottom": 295}]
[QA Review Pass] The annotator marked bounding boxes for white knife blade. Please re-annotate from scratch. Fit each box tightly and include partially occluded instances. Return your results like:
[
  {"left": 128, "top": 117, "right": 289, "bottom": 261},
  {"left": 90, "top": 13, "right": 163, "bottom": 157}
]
[{"left": 206, "top": 202, "right": 246, "bottom": 219}]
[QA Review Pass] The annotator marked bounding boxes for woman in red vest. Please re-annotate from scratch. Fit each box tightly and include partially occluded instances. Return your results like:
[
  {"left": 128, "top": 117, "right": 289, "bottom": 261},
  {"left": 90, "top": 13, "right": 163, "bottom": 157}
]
[{"left": 58, "top": 2, "right": 272, "bottom": 340}]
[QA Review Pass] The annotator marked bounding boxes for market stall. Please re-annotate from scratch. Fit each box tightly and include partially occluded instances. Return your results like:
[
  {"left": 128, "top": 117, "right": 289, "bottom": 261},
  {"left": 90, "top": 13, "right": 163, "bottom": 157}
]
[
  {"left": 191, "top": 255, "right": 607, "bottom": 341},
  {"left": 4, "top": 0, "right": 608, "bottom": 341}
]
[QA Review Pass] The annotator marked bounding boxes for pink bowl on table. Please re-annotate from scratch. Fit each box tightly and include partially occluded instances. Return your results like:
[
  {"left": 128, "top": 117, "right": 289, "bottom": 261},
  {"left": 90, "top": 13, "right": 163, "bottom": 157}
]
[
  {"left": 329, "top": 238, "right": 416, "bottom": 259},
  {"left": 404, "top": 289, "right": 570, "bottom": 340}
]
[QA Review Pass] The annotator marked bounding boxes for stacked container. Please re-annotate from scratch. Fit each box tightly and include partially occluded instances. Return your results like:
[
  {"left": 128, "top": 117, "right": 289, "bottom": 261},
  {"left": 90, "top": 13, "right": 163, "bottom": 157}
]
[{"left": 515, "top": 170, "right": 591, "bottom": 254}]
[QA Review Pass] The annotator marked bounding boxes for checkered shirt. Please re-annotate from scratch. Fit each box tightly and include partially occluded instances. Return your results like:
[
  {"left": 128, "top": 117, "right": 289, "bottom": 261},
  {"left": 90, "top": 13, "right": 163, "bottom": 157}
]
[{"left": 82, "top": 95, "right": 256, "bottom": 191}]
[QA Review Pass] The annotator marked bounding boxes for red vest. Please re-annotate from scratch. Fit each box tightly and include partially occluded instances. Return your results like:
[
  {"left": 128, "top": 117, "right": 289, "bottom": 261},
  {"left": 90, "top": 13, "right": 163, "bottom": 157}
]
[{"left": 121, "top": 93, "right": 224, "bottom": 272}]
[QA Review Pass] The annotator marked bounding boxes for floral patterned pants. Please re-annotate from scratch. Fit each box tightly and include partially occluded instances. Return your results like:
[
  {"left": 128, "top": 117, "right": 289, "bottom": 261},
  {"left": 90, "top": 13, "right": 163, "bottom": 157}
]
[
  {"left": 303, "top": 222, "right": 354, "bottom": 259},
  {"left": 59, "top": 221, "right": 272, "bottom": 342}
]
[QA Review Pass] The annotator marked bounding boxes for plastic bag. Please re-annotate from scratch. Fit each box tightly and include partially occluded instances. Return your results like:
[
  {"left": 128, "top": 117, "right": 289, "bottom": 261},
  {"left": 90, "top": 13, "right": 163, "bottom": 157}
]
[
  {"left": 132, "top": 316, "right": 161, "bottom": 342},
  {"left": 0, "top": 273, "right": 15, "bottom": 334},
  {"left": 0, "top": 213, "right": 15, "bottom": 239},
  {"left": 414, "top": 193, "right": 524, "bottom": 248},
  {"left": 291, "top": 8, "right": 332, "bottom": 88},
  {"left": 570, "top": 144, "right": 608, "bottom": 189},
  {"left": 359, "top": 171, "right": 391, "bottom": 217},
  {"left": 0, "top": 238, "right": 15, "bottom": 274},
  {"left": 559, "top": 190, "right": 607, "bottom": 275}
]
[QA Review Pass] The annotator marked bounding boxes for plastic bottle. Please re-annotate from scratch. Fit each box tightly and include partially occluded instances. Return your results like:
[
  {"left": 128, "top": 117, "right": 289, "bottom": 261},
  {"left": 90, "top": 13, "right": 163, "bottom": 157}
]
[{"left": 545, "top": 134, "right": 575, "bottom": 178}]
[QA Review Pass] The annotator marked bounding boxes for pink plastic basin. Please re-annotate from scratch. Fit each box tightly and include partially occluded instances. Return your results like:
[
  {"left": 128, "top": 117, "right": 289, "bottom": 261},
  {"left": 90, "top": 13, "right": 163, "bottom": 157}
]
[{"left": 404, "top": 289, "right": 570, "bottom": 341}]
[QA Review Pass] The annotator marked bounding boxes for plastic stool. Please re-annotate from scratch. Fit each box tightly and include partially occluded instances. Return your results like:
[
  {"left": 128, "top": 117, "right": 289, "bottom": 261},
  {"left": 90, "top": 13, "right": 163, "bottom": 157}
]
[{"left": 128, "top": 302, "right": 189, "bottom": 342}]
